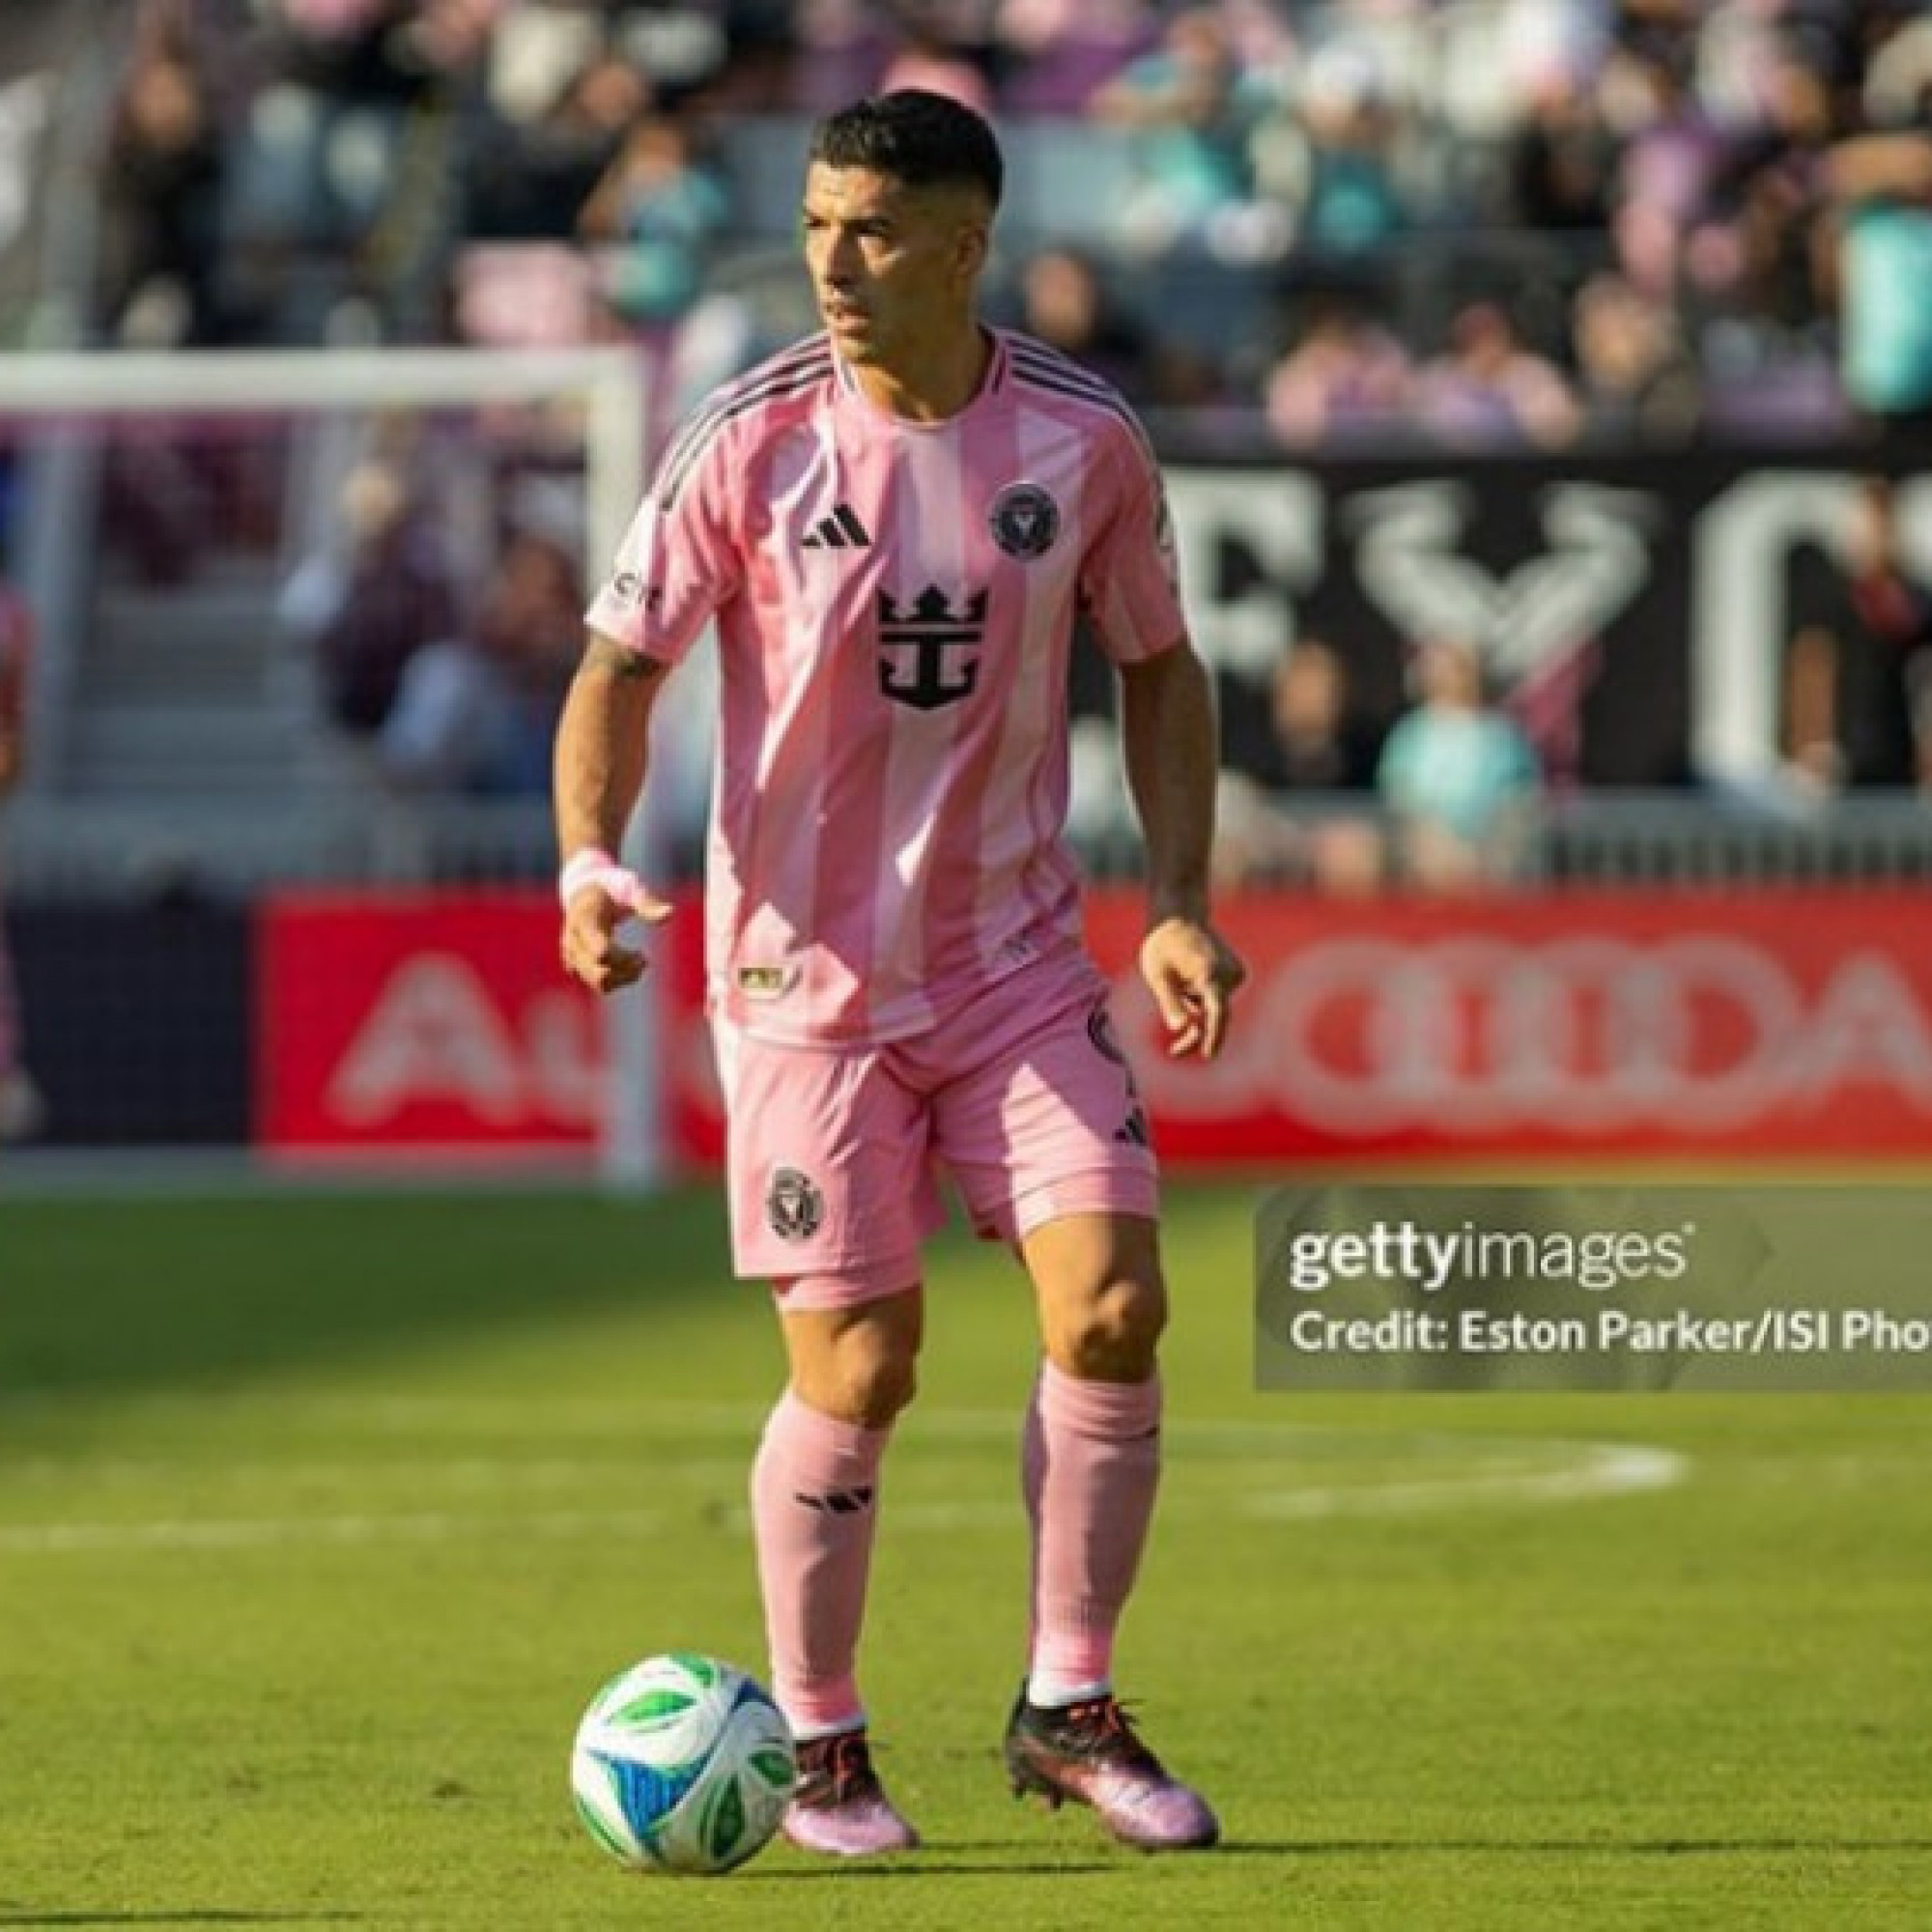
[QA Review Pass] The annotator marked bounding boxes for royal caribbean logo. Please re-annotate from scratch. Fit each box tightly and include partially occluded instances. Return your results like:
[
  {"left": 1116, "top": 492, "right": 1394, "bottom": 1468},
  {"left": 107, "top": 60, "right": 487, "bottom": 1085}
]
[{"left": 875, "top": 584, "right": 987, "bottom": 710}]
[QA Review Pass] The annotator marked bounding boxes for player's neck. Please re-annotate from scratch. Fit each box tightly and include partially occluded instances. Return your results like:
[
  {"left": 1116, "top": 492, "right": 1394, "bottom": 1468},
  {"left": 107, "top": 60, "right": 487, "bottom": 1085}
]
[{"left": 848, "top": 323, "right": 994, "bottom": 424}]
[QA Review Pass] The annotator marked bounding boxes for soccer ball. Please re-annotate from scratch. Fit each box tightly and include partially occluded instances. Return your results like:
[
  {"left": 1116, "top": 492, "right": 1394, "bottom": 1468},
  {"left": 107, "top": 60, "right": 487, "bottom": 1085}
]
[{"left": 570, "top": 1652, "right": 796, "bottom": 1876}]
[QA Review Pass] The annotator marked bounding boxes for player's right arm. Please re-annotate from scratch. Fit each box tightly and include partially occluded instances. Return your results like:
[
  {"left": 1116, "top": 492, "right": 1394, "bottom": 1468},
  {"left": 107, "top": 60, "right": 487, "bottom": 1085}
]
[
  {"left": 554, "top": 378, "right": 746, "bottom": 994},
  {"left": 554, "top": 634, "right": 672, "bottom": 994}
]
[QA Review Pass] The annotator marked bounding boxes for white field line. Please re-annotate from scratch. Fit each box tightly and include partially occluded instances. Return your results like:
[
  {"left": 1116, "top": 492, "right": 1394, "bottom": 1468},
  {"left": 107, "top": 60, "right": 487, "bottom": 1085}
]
[{"left": 0, "top": 1404, "right": 1690, "bottom": 1555}]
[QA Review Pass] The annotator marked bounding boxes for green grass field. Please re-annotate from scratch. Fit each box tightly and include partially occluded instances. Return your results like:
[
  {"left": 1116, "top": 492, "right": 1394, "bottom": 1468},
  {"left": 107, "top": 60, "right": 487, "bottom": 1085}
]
[{"left": 2, "top": 1181, "right": 1929, "bottom": 1930}]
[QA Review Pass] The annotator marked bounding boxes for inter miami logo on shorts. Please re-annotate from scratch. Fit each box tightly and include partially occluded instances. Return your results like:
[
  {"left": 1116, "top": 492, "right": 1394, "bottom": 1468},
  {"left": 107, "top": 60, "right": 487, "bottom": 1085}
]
[
  {"left": 876, "top": 585, "right": 987, "bottom": 710},
  {"left": 766, "top": 1166, "right": 826, "bottom": 1242},
  {"left": 989, "top": 483, "right": 1061, "bottom": 559}
]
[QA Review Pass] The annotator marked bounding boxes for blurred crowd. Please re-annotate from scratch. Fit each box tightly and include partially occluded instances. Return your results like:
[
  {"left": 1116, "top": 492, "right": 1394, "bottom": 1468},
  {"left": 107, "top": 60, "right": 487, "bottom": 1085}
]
[
  {"left": 79, "top": 0, "right": 1932, "bottom": 447},
  {"left": 23, "top": 0, "right": 1932, "bottom": 863}
]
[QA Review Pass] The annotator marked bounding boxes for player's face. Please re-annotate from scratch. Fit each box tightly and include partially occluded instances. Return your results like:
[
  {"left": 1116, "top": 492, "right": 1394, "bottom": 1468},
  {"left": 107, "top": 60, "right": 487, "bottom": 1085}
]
[{"left": 802, "top": 163, "right": 988, "bottom": 371}]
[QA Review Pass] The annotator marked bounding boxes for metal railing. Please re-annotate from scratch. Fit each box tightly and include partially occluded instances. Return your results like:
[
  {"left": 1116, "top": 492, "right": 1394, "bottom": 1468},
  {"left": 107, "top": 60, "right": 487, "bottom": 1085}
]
[{"left": 11, "top": 789, "right": 1932, "bottom": 903}]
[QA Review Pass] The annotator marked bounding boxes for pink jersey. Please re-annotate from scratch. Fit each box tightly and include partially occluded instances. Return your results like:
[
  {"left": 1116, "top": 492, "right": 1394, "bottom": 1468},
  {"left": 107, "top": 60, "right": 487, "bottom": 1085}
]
[{"left": 584, "top": 327, "right": 1186, "bottom": 1045}]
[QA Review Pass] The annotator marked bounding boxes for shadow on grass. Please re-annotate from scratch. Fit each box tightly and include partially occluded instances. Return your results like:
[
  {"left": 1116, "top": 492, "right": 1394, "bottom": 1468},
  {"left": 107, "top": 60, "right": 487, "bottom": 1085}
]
[
  {"left": 0, "top": 1914, "right": 364, "bottom": 1927},
  {"left": 1215, "top": 1837, "right": 1932, "bottom": 1857},
  {"left": 0, "top": 1184, "right": 755, "bottom": 1433}
]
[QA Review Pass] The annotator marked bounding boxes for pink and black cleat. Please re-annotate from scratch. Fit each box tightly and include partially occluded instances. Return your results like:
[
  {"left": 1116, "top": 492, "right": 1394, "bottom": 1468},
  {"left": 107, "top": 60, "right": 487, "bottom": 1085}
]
[
  {"left": 1004, "top": 1688, "right": 1220, "bottom": 1851},
  {"left": 781, "top": 1727, "right": 921, "bottom": 1858}
]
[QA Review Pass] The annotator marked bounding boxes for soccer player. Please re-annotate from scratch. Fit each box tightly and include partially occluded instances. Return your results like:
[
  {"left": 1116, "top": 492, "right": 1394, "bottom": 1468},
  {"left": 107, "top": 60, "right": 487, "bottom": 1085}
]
[{"left": 555, "top": 90, "right": 1243, "bottom": 1857}]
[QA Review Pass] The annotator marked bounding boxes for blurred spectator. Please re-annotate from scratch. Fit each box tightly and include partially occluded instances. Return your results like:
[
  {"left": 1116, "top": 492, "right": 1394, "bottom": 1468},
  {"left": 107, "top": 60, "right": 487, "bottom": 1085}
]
[
  {"left": 1264, "top": 42, "right": 1407, "bottom": 258},
  {"left": 279, "top": 455, "right": 461, "bottom": 748},
  {"left": 879, "top": 6, "right": 996, "bottom": 116},
  {"left": 1783, "top": 475, "right": 1932, "bottom": 794},
  {"left": 1413, "top": 300, "right": 1581, "bottom": 449},
  {"left": 578, "top": 108, "right": 750, "bottom": 450},
  {"left": 1090, "top": 6, "right": 1278, "bottom": 253},
  {"left": 1264, "top": 294, "right": 1412, "bottom": 446},
  {"left": 579, "top": 111, "right": 731, "bottom": 335},
  {"left": 462, "top": 483, "right": 585, "bottom": 794},
  {"left": 467, "top": 50, "right": 650, "bottom": 241},
  {"left": 1377, "top": 638, "right": 1540, "bottom": 890},
  {"left": 1011, "top": 244, "right": 1162, "bottom": 394},
  {"left": 0, "top": 565, "right": 41, "bottom": 1141},
  {"left": 1216, "top": 638, "right": 1386, "bottom": 893},
  {"left": 1605, "top": 42, "right": 1734, "bottom": 305},
  {"left": 96, "top": 37, "right": 225, "bottom": 346},
  {"left": 996, "top": 0, "right": 1154, "bottom": 116},
  {"left": 1819, "top": 129, "right": 1932, "bottom": 436},
  {"left": 1571, "top": 270, "right": 1702, "bottom": 442},
  {"left": 1505, "top": 50, "right": 1620, "bottom": 233}
]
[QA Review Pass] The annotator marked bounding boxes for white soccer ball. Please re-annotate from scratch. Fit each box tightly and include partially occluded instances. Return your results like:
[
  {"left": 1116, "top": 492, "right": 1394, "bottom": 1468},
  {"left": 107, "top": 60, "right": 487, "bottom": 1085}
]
[{"left": 570, "top": 1652, "right": 796, "bottom": 1876}]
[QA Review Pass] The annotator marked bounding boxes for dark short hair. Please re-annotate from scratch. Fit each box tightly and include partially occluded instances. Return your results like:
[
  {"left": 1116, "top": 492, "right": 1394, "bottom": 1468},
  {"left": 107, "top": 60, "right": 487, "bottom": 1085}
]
[{"left": 809, "top": 90, "right": 1004, "bottom": 210}]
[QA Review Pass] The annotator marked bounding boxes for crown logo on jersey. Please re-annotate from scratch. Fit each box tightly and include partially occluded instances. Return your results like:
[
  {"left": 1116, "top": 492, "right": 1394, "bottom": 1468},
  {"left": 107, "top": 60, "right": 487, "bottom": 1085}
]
[
  {"left": 875, "top": 585, "right": 987, "bottom": 711},
  {"left": 802, "top": 502, "right": 872, "bottom": 550}
]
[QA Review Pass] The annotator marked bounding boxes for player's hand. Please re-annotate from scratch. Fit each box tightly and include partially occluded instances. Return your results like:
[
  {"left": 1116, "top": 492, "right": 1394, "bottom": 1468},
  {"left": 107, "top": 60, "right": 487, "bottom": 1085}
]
[
  {"left": 559, "top": 867, "right": 672, "bottom": 995},
  {"left": 1139, "top": 916, "right": 1245, "bottom": 1060}
]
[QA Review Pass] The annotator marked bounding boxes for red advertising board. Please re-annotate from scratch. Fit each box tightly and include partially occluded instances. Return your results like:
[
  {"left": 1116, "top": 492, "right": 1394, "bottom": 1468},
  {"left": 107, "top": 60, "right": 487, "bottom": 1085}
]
[
  {"left": 668, "top": 888, "right": 1932, "bottom": 1167},
  {"left": 256, "top": 886, "right": 1932, "bottom": 1168},
  {"left": 1082, "top": 890, "right": 1932, "bottom": 1164},
  {"left": 257, "top": 892, "right": 604, "bottom": 1163}
]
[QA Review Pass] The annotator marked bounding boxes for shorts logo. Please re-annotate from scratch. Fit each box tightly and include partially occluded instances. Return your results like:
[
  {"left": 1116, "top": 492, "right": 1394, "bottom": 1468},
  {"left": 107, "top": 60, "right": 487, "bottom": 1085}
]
[
  {"left": 1087, "top": 1002, "right": 1127, "bottom": 1066},
  {"left": 766, "top": 1166, "right": 825, "bottom": 1242},
  {"left": 989, "top": 483, "right": 1061, "bottom": 559},
  {"left": 736, "top": 965, "right": 796, "bottom": 1000}
]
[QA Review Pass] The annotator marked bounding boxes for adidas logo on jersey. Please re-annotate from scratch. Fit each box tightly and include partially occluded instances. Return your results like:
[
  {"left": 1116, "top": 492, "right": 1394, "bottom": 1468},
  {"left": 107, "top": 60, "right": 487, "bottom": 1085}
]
[{"left": 802, "top": 502, "right": 871, "bottom": 550}]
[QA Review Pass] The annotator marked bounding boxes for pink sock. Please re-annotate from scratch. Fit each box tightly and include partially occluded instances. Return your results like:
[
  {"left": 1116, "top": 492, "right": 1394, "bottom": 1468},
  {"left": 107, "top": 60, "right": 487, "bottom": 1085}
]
[
  {"left": 751, "top": 1389, "right": 891, "bottom": 1738},
  {"left": 1021, "top": 1361, "right": 1163, "bottom": 1705}
]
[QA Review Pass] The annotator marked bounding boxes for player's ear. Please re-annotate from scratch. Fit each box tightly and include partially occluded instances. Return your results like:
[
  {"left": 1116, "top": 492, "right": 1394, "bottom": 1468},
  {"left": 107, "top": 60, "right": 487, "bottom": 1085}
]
[{"left": 953, "top": 215, "right": 990, "bottom": 285}]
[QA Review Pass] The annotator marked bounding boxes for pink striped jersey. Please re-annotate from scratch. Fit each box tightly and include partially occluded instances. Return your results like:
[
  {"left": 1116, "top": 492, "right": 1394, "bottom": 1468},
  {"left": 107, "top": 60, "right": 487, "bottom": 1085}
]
[{"left": 583, "top": 327, "right": 1187, "bottom": 1046}]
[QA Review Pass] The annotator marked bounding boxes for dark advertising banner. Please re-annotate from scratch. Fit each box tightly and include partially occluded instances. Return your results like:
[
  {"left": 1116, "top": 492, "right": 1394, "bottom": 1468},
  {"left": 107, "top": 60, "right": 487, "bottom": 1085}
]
[
  {"left": 7, "top": 898, "right": 251, "bottom": 1146},
  {"left": 1164, "top": 450, "right": 1926, "bottom": 797}
]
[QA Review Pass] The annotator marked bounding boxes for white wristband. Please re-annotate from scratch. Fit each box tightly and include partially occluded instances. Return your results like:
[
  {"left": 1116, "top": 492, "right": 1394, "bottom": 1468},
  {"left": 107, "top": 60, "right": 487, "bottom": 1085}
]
[{"left": 557, "top": 847, "right": 639, "bottom": 910}]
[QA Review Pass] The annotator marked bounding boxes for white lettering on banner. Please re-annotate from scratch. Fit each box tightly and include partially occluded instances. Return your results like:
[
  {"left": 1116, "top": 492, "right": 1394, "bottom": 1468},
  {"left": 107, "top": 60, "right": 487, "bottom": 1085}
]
[
  {"left": 1122, "top": 939, "right": 1932, "bottom": 1135},
  {"left": 327, "top": 955, "right": 600, "bottom": 1126},
  {"left": 1692, "top": 471, "right": 1852, "bottom": 789},
  {"left": 1349, "top": 481, "right": 1656, "bottom": 686},
  {"left": 1164, "top": 471, "right": 1323, "bottom": 680}
]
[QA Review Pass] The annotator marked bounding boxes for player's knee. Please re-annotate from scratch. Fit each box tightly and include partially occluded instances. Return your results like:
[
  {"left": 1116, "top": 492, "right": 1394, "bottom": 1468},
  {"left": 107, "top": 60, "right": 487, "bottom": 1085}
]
[
  {"left": 1050, "top": 1274, "right": 1167, "bottom": 1381},
  {"left": 797, "top": 1330, "right": 920, "bottom": 1429}
]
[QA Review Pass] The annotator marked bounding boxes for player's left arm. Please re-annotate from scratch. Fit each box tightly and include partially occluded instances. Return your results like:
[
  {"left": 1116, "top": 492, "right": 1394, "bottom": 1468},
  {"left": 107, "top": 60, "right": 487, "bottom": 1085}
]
[{"left": 1118, "top": 639, "right": 1246, "bottom": 1059}]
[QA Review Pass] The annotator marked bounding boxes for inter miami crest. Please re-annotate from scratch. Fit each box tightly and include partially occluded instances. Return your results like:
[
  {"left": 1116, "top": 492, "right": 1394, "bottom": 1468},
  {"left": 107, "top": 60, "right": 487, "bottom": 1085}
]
[
  {"left": 989, "top": 483, "right": 1061, "bottom": 559},
  {"left": 766, "top": 1166, "right": 826, "bottom": 1242}
]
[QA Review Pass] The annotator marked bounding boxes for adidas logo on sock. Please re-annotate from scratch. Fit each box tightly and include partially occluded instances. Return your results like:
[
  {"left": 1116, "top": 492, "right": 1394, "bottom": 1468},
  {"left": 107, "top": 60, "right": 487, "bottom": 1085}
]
[
  {"left": 802, "top": 503, "right": 871, "bottom": 550},
  {"left": 795, "top": 1486, "right": 875, "bottom": 1514}
]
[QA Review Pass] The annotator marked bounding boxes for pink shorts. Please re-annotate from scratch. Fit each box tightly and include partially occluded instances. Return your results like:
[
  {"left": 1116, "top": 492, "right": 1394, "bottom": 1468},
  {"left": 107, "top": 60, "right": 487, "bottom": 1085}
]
[{"left": 712, "top": 949, "right": 1159, "bottom": 1309}]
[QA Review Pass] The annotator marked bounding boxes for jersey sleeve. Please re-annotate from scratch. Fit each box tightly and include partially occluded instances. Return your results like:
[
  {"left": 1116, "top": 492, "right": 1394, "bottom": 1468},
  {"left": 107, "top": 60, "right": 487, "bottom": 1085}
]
[
  {"left": 583, "top": 421, "right": 741, "bottom": 665},
  {"left": 1077, "top": 416, "right": 1188, "bottom": 665}
]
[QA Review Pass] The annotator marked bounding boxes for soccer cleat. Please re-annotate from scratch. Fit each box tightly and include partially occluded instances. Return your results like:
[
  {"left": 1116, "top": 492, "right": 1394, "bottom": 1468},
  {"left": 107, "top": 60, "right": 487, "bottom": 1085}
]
[
  {"left": 1004, "top": 1687, "right": 1219, "bottom": 1851},
  {"left": 781, "top": 1726, "right": 920, "bottom": 1857}
]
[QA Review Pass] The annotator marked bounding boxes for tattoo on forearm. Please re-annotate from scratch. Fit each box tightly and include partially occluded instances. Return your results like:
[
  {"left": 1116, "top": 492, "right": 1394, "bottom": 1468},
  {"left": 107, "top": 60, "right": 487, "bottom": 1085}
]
[{"left": 582, "top": 635, "right": 667, "bottom": 680}]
